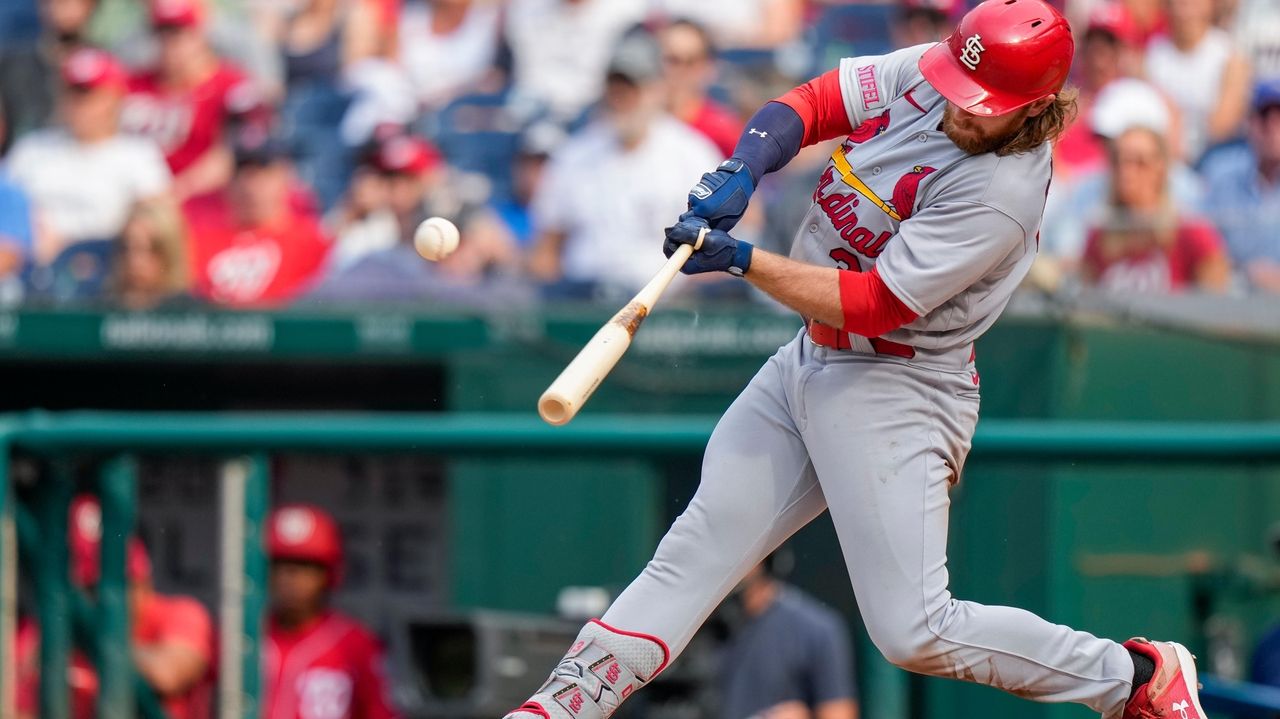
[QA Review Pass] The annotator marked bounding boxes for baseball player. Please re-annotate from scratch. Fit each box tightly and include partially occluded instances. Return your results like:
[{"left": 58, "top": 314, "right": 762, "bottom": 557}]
[
  {"left": 263, "top": 505, "right": 401, "bottom": 719},
  {"left": 505, "top": 3, "right": 1207, "bottom": 719}
]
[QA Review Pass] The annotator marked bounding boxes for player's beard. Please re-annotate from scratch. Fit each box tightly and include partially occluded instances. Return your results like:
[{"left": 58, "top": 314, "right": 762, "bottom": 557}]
[{"left": 941, "top": 104, "right": 1025, "bottom": 155}]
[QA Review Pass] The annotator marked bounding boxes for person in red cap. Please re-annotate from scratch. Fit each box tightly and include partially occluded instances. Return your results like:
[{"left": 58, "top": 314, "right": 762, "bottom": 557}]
[
  {"left": 506, "top": 2, "right": 1208, "bottom": 719},
  {"left": 121, "top": 0, "right": 261, "bottom": 201},
  {"left": 15, "top": 495, "right": 214, "bottom": 719},
  {"left": 183, "top": 127, "right": 332, "bottom": 306},
  {"left": 264, "top": 504, "right": 401, "bottom": 719},
  {"left": 6, "top": 47, "right": 172, "bottom": 260}
]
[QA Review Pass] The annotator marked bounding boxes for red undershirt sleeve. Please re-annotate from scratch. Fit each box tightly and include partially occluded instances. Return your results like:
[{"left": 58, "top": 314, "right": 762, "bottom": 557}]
[
  {"left": 774, "top": 69, "right": 854, "bottom": 147},
  {"left": 838, "top": 267, "right": 919, "bottom": 337}
]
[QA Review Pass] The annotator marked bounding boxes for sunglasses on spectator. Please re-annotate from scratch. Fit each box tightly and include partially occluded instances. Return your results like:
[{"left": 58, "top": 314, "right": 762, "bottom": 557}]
[
  {"left": 662, "top": 53, "right": 707, "bottom": 67},
  {"left": 1114, "top": 153, "right": 1163, "bottom": 168}
]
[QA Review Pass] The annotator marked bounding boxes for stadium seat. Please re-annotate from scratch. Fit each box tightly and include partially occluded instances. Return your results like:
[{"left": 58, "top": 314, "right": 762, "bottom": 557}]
[
  {"left": 0, "top": 0, "right": 38, "bottom": 44},
  {"left": 281, "top": 80, "right": 354, "bottom": 211},
  {"left": 421, "top": 92, "right": 522, "bottom": 204},
  {"left": 808, "top": 3, "right": 896, "bottom": 74}
]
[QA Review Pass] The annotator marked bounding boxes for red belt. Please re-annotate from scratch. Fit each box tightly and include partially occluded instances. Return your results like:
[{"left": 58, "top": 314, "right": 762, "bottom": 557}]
[{"left": 806, "top": 319, "right": 916, "bottom": 359}]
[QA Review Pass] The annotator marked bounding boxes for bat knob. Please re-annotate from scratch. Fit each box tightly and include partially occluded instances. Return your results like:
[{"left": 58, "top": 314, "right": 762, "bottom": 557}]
[
  {"left": 538, "top": 393, "right": 573, "bottom": 426},
  {"left": 694, "top": 227, "right": 708, "bottom": 251}
]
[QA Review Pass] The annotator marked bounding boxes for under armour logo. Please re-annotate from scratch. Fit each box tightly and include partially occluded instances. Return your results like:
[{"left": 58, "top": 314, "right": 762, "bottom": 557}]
[
  {"left": 748, "top": 128, "right": 768, "bottom": 138},
  {"left": 554, "top": 659, "right": 586, "bottom": 679},
  {"left": 1172, "top": 700, "right": 1193, "bottom": 719},
  {"left": 958, "top": 34, "right": 985, "bottom": 70},
  {"left": 691, "top": 183, "right": 712, "bottom": 200}
]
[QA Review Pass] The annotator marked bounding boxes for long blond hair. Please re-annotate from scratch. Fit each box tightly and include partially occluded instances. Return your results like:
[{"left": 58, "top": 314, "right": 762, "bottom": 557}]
[
  {"left": 1097, "top": 125, "right": 1178, "bottom": 261},
  {"left": 113, "top": 200, "right": 191, "bottom": 299},
  {"left": 997, "top": 87, "right": 1080, "bottom": 157}
]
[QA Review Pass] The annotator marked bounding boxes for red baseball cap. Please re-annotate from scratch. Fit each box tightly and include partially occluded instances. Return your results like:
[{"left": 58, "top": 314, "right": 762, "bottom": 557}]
[
  {"left": 69, "top": 495, "right": 153, "bottom": 588},
  {"left": 61, "top": 47, "right": 128, "bottom": 93},
  {"left": 1086, "top": 3, "right": 1140, "bottom": 46},
  {"left": 373, "top": 135, "right": 442, "bottom": 175},
  {"left": 267, "top": 504, "right": 344, "bottom": 587},
  {"left": 150, "top": 0, "right": 205, "bottom": 28}
]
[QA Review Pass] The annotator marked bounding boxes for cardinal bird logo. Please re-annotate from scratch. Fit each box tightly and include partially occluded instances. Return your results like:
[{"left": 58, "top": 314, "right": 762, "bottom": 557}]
[
  {"left": 889, "top": 165, "right": 938, "bottom": 221},
  {"left": 848, "top": 111, "right": 891, "bottom": 145}
]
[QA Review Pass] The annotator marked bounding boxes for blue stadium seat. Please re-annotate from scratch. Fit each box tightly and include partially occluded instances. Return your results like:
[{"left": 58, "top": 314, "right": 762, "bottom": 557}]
[
  {"left": 808, "top": 3, "right": 896, "bottom": 74},
  {"left": 0, "top": 0, "right": 38, "bottom": 44},
  {"left": 25, "top": 239, "right": 116, "bottom": 304},
  {"left": 281, "top": 80, "right": 354, "bottom": 211},
  {"left": 422, "top": 92, "right": 522, "bottom": 205}
]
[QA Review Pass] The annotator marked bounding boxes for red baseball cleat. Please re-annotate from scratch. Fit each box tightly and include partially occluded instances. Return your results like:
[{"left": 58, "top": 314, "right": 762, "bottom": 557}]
[{"left": 1122, "top": 638, "right": 1206, "bottom": 719}]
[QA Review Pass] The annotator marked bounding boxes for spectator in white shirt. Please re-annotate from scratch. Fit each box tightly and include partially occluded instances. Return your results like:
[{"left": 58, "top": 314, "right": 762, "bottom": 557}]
[
  {"left": 504, "top": 0, "right": 647, "bottom": 123},
  {"left": 527, "top": 30, "right": 721, "bottom": 297},
  {"left": 6, "top": 47, "right": 172, "bottom": 265},
  {"left": 399, "top": 0, "right": 503, "bottom": 110},
  {"left": 649, "top": 0, "right": 804, "bottom": 50},
  {"left": 1145, "top": 0, "right": 1251, "bottom": 161}
]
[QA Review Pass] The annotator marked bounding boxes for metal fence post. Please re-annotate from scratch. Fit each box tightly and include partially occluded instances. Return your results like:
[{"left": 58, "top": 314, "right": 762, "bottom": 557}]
[
  {"left": 97, "top": 455, "right": 137, "bottom": 719},
  {"left": 0, "top": 440, "right": 14, "bottom": 719},
  {"left": 35, "top": 459, "right": 74, "bottom": 719},
  {"left": 219, "top": 454, "right": 269, "bottom": 719},
  {"left": 243, "top": 454, "right": 269, "bottom": 719}
]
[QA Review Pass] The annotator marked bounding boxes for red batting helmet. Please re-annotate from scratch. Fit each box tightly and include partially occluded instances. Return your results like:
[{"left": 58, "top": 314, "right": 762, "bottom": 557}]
[
  {"left": 266, "top": 504, "right": 343, "bottom": 586},
  {"left": 918, "top": 0, "right": 1074, "bottom": 116}
]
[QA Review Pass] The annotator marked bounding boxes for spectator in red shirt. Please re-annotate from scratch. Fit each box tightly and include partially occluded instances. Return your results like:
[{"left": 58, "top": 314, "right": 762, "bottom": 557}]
[
  {"left": 264, "top": 505, "right": 401, "bottom": 719},
  {"left": 184, "top": 130, "right": 331, "bottom": 306},
  {"left": 1082, "top": 126, "right": 1230, "bottom": 293},
  {"left": 16, "top": 495, "right": 214, "bottom": 719},
  {"left": 121, "top": 0, "right": 261, "bottom": 201},
  {"left": 659, "top": 19, "right": 740, "bottom": 158}
]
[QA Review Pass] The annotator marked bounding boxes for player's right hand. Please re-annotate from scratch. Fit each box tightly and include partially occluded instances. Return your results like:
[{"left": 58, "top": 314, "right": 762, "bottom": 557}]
[
  {"left": 664, "top": 214, "right": 753, "bottom": 277},
  {"left": 687, "top": 158, "right": 755, "bottom": 231}
]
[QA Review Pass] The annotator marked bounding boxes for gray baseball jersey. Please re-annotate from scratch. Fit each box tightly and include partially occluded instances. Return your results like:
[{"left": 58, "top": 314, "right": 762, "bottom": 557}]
[{"left": 790, "top": 44, "right": 1051, "bottom": 352}]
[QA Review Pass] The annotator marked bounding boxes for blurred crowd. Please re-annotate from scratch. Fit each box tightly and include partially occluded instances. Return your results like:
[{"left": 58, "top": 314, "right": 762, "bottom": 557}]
[{"left": 0, "top": 0, "right": 1276, "bottom": 311}]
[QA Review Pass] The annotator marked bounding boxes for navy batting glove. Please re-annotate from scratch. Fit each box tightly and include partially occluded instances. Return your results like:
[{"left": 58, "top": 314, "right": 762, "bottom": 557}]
[
  {"left": 664, "top": 215, "right": 754, "bottom": 277},
  {"left": 687, "top": 158, "right": 755, "bottom": 231}
]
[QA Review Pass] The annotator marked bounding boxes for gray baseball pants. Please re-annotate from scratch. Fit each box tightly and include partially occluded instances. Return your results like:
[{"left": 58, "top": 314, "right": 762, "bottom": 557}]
[{"left": 602, "top": 331, "right": 1135, "bottom": 717}]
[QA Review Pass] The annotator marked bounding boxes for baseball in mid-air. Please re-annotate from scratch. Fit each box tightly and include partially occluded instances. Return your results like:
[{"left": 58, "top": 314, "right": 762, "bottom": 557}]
[{"left": 414, "top": 217, "right": 460, "bottom": 261}]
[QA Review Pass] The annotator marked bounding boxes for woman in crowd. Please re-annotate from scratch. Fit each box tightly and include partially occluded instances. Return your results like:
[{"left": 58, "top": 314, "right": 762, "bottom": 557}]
[
  {"left": 1082, "top": 125, "right": 1230, "bottom": 292},
  {"left": 110, "top": 200, "right": 192, "bottom": 310},
  {"left": 1145, "top": 0, "right": 1250, "bottom": 162},
  {"left": 398, "top": 0, "right": 503, "bottom": 110}
]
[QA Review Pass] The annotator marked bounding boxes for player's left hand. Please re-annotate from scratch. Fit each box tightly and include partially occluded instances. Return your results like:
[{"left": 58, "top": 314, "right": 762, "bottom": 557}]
[{"left": 664, "top": 214, "right": 754, "bottom": 277}]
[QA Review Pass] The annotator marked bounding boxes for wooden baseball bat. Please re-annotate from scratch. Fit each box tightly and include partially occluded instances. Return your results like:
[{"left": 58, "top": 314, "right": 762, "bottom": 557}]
[{"left": 538, "top": 228, "right": 706, "bottom": 426}]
